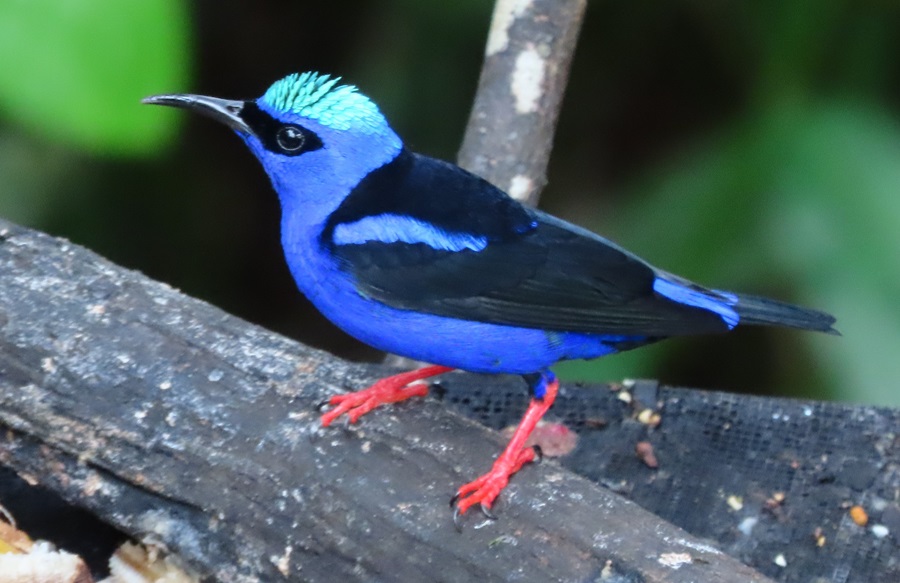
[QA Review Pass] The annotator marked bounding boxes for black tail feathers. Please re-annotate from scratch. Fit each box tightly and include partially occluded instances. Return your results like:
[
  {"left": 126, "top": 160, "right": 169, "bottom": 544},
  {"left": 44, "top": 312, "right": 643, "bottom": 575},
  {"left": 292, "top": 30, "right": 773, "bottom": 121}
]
[{"left": 734, "top": 293, "right": 839, "bottom": 335}]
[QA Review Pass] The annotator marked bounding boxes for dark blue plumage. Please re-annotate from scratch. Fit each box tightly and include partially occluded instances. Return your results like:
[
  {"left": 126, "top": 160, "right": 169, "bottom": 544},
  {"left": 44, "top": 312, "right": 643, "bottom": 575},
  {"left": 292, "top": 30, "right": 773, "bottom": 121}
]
[{"left": 144, "top": 72, "right": 837, "bottom": 521}]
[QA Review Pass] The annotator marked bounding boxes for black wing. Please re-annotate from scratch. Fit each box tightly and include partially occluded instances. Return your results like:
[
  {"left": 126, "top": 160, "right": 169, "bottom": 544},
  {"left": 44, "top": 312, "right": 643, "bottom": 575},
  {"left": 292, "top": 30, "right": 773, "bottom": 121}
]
[{"left": 321, "top": 150, "right": 730, "bottom": 336}]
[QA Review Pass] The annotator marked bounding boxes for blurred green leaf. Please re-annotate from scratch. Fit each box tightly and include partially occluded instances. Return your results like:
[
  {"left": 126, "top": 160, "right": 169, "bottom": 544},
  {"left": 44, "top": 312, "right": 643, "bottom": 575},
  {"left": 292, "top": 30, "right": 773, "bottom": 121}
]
[
  {"left": 761, "top": 101, "right": 900, "bottom": 405},
  {"left": 0, "top": 0, "right": 190, "bottom": 156}
]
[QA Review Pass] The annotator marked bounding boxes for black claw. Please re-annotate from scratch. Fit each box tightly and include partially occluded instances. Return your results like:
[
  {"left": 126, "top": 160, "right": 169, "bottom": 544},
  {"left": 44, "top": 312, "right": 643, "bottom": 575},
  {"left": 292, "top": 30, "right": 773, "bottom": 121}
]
[
  {"left": 479, "top": 503, "right": 498, "bottom": 521},
  {"left": 450, "top": 494, "right": 498, "bottom": 529},
  {"left": 452, "top": 506, "right": 464, "bottom": 531},
  {"left": 430, "top": 380, "right": 447, "bottom": 401},
  {"left": 315, "top": 398, "right": 332, "bottom": 412},
  {"left": 531, "top": 445, "right": 544, "bottom": 464}
]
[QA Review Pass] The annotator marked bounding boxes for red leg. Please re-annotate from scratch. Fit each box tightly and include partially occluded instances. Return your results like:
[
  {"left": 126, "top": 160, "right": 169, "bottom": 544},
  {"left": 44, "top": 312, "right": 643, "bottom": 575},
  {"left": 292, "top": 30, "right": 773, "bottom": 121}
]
[
  {"left": 452, "top": 373, "right": 559, "bottom": 519},
  {"left": 321, "top": 365, "right": 454, "bottom": 427}
]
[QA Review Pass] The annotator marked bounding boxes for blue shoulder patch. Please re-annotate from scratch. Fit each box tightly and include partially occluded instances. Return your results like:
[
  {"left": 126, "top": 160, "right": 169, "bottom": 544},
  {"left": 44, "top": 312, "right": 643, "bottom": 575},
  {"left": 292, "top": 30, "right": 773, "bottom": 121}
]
[
  {"left": 653, "top": 278, "right": 739, "bottom": 329},
  {"left": 333, "top": 214, "right": 488, "bottom": 252}
]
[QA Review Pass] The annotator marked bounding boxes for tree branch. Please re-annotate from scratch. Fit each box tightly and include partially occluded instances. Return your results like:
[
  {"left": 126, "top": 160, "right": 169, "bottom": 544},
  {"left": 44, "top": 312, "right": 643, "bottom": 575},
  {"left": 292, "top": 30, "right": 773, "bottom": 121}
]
[{"left": 458, "top": 0, "right": 587, "bottom": 205}]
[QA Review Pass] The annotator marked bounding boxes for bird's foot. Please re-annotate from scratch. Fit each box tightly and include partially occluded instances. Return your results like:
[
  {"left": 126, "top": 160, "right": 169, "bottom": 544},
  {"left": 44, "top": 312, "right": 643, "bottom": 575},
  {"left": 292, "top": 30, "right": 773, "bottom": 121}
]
[
  {"left": 450, "top": 371, "right": 558, "bottom": 527},
  {"left": 320, "top": 365, "right": 453, "bottom": 426},
  {"left": 451, "top": 445, "right": 537, "bottom": 526}
]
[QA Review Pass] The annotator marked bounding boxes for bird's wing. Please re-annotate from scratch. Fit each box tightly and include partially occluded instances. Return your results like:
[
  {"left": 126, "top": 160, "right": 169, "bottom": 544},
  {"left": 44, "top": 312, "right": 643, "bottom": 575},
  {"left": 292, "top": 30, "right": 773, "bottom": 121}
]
[{"left": 321, "top": 151, "right": 735, "bottom": 336}]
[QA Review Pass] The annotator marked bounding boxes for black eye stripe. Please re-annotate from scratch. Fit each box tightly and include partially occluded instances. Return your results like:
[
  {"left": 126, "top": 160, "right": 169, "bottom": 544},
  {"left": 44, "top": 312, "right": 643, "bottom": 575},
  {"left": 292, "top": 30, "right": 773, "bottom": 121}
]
[{"left": 239, "top": 102, "right": 323, "bottom": 157}]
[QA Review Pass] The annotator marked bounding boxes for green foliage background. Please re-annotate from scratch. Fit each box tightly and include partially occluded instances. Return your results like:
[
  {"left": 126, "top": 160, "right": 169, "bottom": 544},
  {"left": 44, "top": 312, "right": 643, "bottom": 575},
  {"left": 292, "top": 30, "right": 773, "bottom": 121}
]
[{"left": 1, "top": 1, "right": 897, "bottom": 405}]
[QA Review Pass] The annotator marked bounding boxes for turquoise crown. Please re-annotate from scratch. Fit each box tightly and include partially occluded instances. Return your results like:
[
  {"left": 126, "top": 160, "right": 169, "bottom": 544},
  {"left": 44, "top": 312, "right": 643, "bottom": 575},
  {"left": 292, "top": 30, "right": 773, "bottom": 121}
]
[{"left": 260, "top": 72, "right": 387, "bottom": 133}]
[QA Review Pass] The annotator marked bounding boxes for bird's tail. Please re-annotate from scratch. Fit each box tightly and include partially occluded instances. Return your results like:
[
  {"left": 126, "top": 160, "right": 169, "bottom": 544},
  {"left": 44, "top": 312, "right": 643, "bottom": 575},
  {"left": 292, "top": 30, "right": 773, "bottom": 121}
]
[{"left": 732, "top": 293, "right": 839, "bottom": 335}]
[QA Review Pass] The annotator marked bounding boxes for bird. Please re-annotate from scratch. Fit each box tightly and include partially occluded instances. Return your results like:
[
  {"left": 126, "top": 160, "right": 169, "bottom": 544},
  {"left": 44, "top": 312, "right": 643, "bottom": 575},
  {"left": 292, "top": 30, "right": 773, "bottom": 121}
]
[{"left": 143, "top": 72, "right": 837, "bottom": 523}]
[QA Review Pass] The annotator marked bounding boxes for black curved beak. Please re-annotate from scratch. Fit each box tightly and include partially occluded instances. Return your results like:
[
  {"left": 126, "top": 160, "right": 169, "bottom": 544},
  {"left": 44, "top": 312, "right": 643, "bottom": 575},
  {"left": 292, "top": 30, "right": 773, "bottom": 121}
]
[{"left": 142, "top": 94, "right": 252, "bottom": 135}]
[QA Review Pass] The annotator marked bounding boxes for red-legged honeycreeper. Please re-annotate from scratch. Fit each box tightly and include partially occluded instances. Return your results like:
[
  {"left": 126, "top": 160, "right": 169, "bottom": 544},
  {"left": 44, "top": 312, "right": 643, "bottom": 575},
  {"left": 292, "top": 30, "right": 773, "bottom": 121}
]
[{"left": 143, "top": 72, "right": 837, "bottom": 523}]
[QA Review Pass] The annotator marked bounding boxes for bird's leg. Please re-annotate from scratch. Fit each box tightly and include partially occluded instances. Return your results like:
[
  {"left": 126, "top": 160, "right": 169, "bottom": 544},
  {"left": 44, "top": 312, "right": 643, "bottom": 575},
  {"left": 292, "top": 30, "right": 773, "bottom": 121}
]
[
  {"left": 320, "top": 364, "right": 454, "bottom": 427},
  {"left": 451, "top": 370, "right": 558, "bottom": 523}
]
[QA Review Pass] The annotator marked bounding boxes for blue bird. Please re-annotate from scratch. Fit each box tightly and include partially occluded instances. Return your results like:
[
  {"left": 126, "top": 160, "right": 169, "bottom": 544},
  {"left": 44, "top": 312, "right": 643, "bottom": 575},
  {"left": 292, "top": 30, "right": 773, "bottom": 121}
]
[{"left": 144, "top": 72, "right": 837, "bottom": 521}]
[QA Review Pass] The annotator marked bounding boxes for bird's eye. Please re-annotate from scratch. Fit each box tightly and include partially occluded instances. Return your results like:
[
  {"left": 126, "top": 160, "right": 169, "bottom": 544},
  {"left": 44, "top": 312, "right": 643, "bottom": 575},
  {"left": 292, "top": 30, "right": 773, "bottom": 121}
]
[{"left": 276, "top": 126, "right": 305, "bottom": 152}]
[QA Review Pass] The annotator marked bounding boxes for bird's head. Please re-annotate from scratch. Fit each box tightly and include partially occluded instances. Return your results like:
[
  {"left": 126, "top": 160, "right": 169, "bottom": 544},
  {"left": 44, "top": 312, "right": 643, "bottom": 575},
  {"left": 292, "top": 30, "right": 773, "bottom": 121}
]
[{"left": 144, "top": 72, "right": 403, "bottom": 218}]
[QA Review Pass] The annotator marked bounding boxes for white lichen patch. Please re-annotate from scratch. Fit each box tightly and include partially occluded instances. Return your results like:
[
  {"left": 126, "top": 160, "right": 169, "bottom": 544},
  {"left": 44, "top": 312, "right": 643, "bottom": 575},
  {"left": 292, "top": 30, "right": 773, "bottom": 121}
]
[
  {"left": 658, "top": 552, "right": 692, "bottom": 569},
  {"left": 40, "top": 357, "right": 56, "bottom": 374},
  {"left": 486, "top": 0, "right": 534, "bottom": 55},
  {"left": 671, "top": 538, "right": 722, "bottom": 555},
  {"left": 272, "top": 545, "right": 292, "bottom": 577},
  {"left": 511, "top": 46, "right": 546, "bottom": 113},
  {"left": 508, "top": 175, "right": 533, "bottom": 202},
  {"left": 871, "top": 524, "right": 889, "bottom": 538}
]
